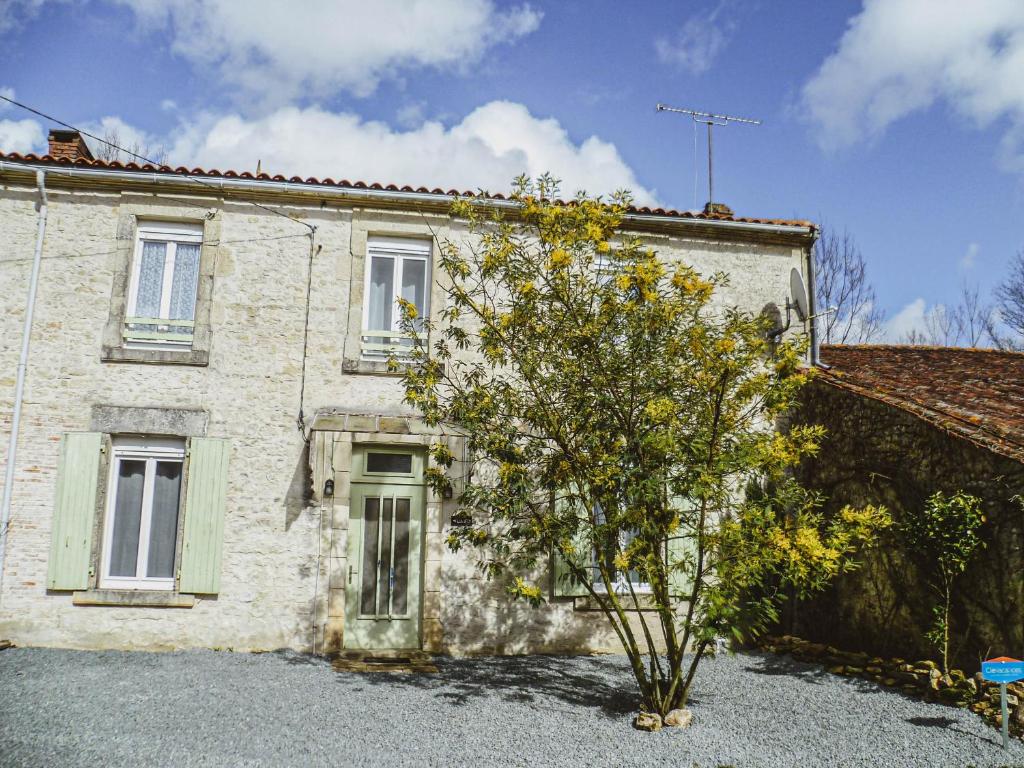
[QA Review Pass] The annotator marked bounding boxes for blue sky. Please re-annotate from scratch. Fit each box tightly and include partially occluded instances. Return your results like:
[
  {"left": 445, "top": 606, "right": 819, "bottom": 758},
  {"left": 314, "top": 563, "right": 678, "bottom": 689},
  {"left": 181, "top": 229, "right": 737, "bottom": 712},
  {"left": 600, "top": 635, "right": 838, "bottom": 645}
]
[{"left": 2, "top": 0, "right": 1023, "bottom": 340}]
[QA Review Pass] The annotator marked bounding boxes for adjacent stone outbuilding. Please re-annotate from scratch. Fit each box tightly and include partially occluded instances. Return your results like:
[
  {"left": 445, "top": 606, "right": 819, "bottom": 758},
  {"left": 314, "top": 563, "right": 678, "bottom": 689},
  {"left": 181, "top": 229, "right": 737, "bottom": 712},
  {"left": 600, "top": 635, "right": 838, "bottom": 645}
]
[{"left": 791, "top": 344, "right": 1024, "bottom": 667}]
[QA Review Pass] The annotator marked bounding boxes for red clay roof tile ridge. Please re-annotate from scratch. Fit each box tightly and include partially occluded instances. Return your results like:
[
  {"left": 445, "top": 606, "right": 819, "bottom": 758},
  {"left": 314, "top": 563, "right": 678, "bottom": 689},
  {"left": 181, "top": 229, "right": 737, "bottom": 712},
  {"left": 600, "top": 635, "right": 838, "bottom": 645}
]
[{"left": 0, "top": 150, "right": 816, "bottom": 229}]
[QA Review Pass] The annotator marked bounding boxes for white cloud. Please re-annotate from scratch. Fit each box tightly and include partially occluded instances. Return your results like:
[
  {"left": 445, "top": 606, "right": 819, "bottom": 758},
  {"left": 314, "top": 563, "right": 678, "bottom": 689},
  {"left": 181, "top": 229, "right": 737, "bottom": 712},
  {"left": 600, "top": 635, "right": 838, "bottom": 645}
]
[
  {"left": 112, "top": 0, "right": 542, "bottom": 101},
  {"left": 0, "top": 117, "right": 44, "bottom": 154},
  {"left": 1, "top": 77, "right": 654, "bottom": 202},
  {"left": 0, "top": 86, "right": 44, "bottom": 153},
  {"left": 960, "top": 242, "right": 980, "bottom": 270},
  {"left": 802, "top": 0, "right": 1024, "bottom": 159},
  {"left": 165, "top": 101, "right": 658, "bottom": 203},
  {"left": 655, "top": 4, "right": 733, "bottom": 74},
  {"left": 883, "top": 297, "right": 927, "bottom": 341},
  {"left": 395, "top": 101, "right": 428, "bottom": 129}
]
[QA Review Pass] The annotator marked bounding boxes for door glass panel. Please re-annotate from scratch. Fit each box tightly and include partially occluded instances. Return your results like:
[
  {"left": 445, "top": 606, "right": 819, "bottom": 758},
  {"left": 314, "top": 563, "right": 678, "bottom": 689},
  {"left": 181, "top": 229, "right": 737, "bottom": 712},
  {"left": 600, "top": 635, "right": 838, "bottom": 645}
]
[
  {"left": 146, "top": 461, "right": 182, "bottom": 578},
  {"left": 366, "top": 452, "right": 412, "bottom": 474},
  {"left": 109, "top": 459, "right": 145, "bottom": 577},
  {"left": 392, "top": 497, "right": 411, "bottom": 615},
  {"left": 360, "top": 496, "right": 380, "bottom": 615},
  {"left": 377, "top": 497, "right": 394, "bottom": 616}
]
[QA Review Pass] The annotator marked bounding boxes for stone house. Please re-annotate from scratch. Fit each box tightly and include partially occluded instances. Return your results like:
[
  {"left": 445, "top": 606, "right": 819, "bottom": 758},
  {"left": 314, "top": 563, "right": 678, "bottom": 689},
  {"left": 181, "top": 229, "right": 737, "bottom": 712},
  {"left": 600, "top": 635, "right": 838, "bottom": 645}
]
[
  {"left": 0, "top": 130, "right": 817, "bottom": 655},
  {"left": 791, "top": 344, "right": 1024, "bottom": 667}
]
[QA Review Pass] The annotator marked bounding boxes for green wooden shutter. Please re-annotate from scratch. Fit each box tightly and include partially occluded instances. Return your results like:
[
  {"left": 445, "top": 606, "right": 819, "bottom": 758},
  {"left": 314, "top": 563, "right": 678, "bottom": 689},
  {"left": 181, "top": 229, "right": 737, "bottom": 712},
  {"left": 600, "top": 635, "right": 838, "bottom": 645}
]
[
  {"left": 179, "top": 438, "right": 230, "bottom": 594},
  {"left": 552, "top": 532, "right": 591, "bottom": 597},
  {"left": 47, "top": 432, "right": 103, "bottom": 590},
  {"left": 667, "top": 496, "right": 698, "bottom": 597}
]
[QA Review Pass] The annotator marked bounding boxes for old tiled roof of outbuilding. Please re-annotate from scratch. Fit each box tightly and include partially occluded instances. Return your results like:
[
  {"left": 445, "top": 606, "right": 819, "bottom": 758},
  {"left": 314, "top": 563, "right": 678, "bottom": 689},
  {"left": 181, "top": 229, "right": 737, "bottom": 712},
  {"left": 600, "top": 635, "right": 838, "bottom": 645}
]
[
  {"left": 816, "top": 344, "right": 1024, "bottom": 463},
  {"left": 0, "top": 150, "right": 815, "bottom": 229}
]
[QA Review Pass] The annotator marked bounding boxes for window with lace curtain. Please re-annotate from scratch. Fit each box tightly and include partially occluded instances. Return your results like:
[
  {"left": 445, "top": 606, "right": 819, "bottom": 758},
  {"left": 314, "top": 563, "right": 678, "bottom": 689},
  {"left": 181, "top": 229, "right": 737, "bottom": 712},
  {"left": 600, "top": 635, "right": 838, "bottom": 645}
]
[
  {"left": 124, "top": 221, "right": 203, "bottom": 348},
  {"left": 361, "top": 236, "right": 430, "bottom": 358}
]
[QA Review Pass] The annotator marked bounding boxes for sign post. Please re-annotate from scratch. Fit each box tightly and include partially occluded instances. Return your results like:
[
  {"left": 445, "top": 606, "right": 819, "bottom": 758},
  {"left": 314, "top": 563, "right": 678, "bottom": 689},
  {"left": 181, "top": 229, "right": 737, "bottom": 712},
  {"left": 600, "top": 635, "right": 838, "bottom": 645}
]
[{"left": 981, "top": 657, "right": 1024, "bottom": 750}]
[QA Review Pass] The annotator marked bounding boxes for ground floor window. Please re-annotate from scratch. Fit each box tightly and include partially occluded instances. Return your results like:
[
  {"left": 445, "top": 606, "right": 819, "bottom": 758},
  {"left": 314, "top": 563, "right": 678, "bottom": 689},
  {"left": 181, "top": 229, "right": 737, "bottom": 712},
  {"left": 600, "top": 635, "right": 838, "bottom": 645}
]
[
  {"left": 100, "top": 437, "right": 184, "bottom": 591},
  {"left": 591, "top": 503, "right": 652, "bottom": 594}
]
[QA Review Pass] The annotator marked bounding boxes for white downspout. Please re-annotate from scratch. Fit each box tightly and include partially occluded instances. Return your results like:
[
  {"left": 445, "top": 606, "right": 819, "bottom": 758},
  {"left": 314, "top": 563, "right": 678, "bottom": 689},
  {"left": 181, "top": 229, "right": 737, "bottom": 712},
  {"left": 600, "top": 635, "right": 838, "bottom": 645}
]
[
  {"left": 805, "top": 228, "right": 828, "bottom": 369},
  {"left": 0, "top": 170, "right": 48, "bottom": 596}
]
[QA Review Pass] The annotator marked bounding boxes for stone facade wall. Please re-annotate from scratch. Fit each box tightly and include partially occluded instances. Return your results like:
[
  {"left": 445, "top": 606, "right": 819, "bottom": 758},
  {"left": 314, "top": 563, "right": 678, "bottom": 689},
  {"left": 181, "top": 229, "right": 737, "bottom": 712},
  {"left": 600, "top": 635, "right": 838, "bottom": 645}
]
[
  {"left": 0, "top": 172, "right": 808, "bottom": 654},
  {"left": 790, "top": 381, "right": 1024, "bottom": 667}
]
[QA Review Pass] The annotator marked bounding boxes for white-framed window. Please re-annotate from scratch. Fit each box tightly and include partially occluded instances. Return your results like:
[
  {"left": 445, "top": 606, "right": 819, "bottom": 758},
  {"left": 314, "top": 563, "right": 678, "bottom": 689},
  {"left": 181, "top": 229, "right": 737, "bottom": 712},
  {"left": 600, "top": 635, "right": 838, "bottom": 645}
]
[
  {"left": 591, "top": 503, "right": 652, "bottom": 594},
  {"left": 124, "top": 221, "right": 203, "bottom": 349},
  {"left": 361, "top": 236, "right": 430, "bottom": 358},
  {"left": 99, "top": 437, "right": 185, "bottom": 591},
  {"left": 594, "top": 253, "right": 616, "bottom": 286}
]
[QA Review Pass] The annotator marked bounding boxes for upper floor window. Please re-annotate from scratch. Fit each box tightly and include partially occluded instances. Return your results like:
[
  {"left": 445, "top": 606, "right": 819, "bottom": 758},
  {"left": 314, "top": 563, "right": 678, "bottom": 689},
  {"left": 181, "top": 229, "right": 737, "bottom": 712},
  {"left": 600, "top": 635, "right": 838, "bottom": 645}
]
[
  {"left": 125, "top": 221, "right": 203, "bottom": 349},
  {"left": 362, "top": 236, "right": 430, "bottom": 358}
]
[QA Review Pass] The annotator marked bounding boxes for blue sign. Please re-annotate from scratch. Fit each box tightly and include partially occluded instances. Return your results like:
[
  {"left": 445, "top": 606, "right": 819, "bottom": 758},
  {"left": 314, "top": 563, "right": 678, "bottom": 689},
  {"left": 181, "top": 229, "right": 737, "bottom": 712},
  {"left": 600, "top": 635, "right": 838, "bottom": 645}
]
[{"left": 982, "top": 657, "right": 1024, "bottom": 684}]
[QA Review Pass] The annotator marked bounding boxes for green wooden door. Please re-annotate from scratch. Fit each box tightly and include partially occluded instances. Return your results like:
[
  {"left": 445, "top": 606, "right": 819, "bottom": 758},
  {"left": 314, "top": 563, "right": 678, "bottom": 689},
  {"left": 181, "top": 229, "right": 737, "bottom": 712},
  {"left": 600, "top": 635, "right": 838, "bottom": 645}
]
[{"left": 345, "top": 482, "right": 424, "bottom": 650}]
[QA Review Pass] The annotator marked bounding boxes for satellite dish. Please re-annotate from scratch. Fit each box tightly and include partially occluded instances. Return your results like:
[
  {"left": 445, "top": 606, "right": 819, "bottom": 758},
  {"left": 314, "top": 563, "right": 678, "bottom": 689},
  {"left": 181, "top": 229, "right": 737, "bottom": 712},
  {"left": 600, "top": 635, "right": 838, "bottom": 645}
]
[{"left": 789, "top": 268, "right": 809, "bottom": 322}]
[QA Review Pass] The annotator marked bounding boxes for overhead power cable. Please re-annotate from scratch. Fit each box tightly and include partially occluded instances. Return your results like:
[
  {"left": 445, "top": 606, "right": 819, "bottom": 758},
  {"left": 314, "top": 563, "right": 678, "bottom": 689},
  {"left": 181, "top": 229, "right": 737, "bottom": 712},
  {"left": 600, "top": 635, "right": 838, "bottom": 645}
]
[{"left": 0, "top": 93, "right": 316, "bottom": 234}]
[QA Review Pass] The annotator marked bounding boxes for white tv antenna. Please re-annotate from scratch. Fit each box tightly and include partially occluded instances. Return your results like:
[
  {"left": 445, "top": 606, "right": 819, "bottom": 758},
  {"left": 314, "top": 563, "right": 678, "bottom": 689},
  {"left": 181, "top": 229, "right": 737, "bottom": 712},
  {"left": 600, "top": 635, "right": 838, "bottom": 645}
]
[{"left": 656, "top": 104, "right": 761, "bottom": 210}]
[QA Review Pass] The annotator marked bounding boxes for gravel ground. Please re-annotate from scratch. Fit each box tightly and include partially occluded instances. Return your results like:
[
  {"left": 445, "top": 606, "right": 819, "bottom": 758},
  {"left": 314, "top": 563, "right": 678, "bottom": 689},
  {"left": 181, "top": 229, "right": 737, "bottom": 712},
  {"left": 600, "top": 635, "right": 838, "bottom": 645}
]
[{"left": 1, "top": 647, "right": 1021, "bottom": 768}]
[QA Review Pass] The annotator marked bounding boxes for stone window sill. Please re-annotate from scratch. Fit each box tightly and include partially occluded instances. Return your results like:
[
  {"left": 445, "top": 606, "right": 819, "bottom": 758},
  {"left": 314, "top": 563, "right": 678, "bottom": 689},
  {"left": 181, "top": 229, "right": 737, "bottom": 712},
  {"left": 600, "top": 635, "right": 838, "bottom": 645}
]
[
  {"left": 341, "top": 357, "right": 444, "bottom": 377},
  {"left": 342, "top": 357, "right": 405, "bottom": 376},
  {"left": 72, "top": 590, "right": 196, "bottom": 608},
  {"left": 102, "top": 346, "right": 209, "bottom": 366},
  {"left": 573, "top": 594, "right": 658, "bottom": 612}
]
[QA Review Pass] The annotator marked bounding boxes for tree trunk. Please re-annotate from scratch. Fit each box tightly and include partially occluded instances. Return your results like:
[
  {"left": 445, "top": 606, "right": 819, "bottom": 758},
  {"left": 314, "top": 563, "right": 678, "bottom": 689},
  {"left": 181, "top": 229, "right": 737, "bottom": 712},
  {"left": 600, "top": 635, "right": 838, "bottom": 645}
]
[{"left": 942, "top": 588, "right": 951, "bottom": 675}]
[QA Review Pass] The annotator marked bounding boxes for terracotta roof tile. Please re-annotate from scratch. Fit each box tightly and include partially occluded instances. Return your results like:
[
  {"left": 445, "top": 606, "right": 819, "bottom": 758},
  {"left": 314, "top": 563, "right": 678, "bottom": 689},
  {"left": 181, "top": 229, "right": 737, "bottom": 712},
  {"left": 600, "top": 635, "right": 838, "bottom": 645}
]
[
  {"left": 817, "top": 344, "right": 1024, "bottom": 463},
  {"left": 0, "top": 151, "right": 816, "bottom": 230}
]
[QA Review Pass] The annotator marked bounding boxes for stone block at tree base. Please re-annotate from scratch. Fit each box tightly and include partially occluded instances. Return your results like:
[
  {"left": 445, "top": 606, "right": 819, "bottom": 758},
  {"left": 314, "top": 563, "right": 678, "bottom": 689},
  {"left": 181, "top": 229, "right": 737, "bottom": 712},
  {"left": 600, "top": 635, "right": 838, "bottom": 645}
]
[
  {"left": 633, "top": 712, "right": 662, "bottom": 732},
  {"left": 664, "top": 708, "right": 694, "bottom": 727}
]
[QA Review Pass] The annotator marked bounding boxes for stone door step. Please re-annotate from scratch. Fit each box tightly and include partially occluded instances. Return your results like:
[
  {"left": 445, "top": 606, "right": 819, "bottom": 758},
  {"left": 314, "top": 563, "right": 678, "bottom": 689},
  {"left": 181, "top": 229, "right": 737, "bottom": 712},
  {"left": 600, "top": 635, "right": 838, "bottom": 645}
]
[{"left": 332, "top": 649, "right": 437, "bottom": 674}]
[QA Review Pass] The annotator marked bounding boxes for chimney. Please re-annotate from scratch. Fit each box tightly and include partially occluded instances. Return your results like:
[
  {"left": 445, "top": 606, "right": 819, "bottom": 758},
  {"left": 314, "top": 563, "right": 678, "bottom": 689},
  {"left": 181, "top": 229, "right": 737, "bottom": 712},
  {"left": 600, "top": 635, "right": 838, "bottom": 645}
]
[
  {"left": 703, "top": 201, "right": 734, "bottom": 217},
  {"left": 47, "top": 129, "right": 94, "bottom": 161}
]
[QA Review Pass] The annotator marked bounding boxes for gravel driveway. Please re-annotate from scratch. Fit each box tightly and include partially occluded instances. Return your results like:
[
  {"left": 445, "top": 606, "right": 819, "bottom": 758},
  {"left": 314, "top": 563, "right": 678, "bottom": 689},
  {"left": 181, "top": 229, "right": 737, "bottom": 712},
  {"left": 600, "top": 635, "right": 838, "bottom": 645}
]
[{"left": 1, "top": 647, "right": 1020, "bottom": 768}]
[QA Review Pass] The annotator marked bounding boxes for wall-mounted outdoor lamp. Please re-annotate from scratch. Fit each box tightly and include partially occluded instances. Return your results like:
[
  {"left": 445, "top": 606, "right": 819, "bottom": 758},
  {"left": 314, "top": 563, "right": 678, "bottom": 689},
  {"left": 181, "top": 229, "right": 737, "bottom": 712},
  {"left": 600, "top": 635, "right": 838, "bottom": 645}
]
[
  {"left": 324, "top": 479, "right": 334, "bottom": 497},
  {"left": 443, "top": 481, "right": 453, "bottom": 500}
]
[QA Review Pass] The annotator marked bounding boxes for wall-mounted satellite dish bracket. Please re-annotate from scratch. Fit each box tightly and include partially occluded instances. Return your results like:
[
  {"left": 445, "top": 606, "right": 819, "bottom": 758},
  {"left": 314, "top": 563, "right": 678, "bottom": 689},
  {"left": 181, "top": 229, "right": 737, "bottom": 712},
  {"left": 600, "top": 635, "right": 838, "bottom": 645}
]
[{"left": 768, "top": 268, "right": 835, "bottom": 340}]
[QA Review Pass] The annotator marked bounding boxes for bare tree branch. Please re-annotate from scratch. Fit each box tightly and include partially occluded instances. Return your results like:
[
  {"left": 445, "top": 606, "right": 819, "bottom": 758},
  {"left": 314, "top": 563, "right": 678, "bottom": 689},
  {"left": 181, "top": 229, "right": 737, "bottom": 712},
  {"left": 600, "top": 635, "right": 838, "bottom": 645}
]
[
  {"left": 923, "top": 304, "right": 961, "bottom": 346},
  {"left": 814, "top": 223, "right": 885, "bottom": 344},
  {"left": 899, "top": 284, "right": 994, "bottom": 348},
  {"left": 952, "top": 283, "right": 992, "bottom": 347},
  {"left": 991, "top": 250, "right": 1024, "bottom": 351},
  {"left": 91, "top": 127, "right": 167, "bottom": 165}
]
